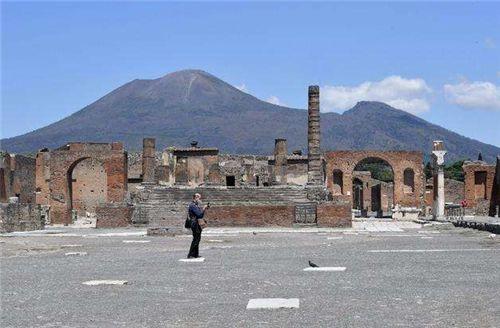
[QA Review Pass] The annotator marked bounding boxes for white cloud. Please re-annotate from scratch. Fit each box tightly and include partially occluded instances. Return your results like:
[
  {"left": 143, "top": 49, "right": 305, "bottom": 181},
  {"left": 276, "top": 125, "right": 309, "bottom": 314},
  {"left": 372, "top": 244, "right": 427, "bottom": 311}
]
[
  {"left": 266, "top": 95, "right": 286, "bottom": 106},
  {"left": 444, "top": 80, "right": 500, "bottom": 111},
  {"left": 235, "top": 84, "right": 248, "bottom": 92},
  {"left": 484, "top": 37, "right": 496, "bottom": 49},
  {"left": 321, "top": 76, "right": 432, "bottom": 114}
]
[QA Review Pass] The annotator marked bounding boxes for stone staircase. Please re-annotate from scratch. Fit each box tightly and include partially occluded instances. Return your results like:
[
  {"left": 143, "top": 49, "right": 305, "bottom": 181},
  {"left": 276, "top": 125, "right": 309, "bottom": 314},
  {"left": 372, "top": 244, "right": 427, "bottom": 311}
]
[{"left": 132, "top": 186, "right": 313, "bottom": 227}]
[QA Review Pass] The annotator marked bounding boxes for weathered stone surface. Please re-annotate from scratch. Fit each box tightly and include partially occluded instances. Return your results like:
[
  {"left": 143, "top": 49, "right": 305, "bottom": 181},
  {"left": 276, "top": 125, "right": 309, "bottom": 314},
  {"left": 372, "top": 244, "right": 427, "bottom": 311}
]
[
  {"left": 95, "top": 203, "right": 134, "bottom": 228},
  {"left": 324, "top": 150, "right": 424, "bottom": 209},
  {"left": 36, "top": 142, "right": 128, "bottom": 224},
  {"left": 0, "top": 203, "right": 44, "bottom": 232}
]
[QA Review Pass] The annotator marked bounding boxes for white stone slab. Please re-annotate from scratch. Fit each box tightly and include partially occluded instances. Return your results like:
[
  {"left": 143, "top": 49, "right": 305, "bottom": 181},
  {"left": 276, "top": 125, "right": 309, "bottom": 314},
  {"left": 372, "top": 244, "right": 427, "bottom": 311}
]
[
  {"left": 303, "top": 267, "right": 346, "bottom": 272},
  {"left": 327, "top": 237, "right": 343, "bottom": 240},
  {"left": 179, "top": 257, "right": 205, "bottom": 262},
  {"left": 207, "top": 239, "right": 224, "bottom": 243},
  {"left": 246, "top": 298, "right": 299, "bottom": 310},
  {"left": 420, "top": 236, "right": 433, "bottom": 239},
  {"left": 343, "top": 232, "right": 359, "bottom": 235},
  {"left": 61, "top": 244, "right": 83, "bottom": 248},
  {"left": 82, "top": 280, "right": 128, "bottom": 286},
  {"left": 418, "top": 231, "right": 440, "bottom": 234},
  {"left": 122, "top": 240, "right": 150, "bottom": 243},
  {"left": 65, "top": 252, "right": 87, "bottom": 256},
  {"left": 368, "top": 248, "right": 498, "bottom": 253}
]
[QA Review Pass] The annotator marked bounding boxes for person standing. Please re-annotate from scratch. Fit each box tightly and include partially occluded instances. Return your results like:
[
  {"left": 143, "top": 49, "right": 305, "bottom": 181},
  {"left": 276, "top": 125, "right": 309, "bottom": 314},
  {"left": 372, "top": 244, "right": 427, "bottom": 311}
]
[{"left": 187, "top": 193, "right": 209, "bottom": 258}]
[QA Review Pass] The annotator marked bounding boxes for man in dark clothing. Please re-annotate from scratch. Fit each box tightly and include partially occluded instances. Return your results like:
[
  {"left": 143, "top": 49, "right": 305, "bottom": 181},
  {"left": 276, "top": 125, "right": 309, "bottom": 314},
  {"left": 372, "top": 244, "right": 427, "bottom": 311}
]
[{"left": 187, "top": 193, "right": 209, "bottom": 258}]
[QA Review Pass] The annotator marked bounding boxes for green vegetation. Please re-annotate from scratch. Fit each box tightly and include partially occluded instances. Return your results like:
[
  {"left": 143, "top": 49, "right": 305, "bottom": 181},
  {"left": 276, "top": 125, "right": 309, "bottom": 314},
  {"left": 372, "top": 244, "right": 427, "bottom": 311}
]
[
  {"left": 423, "top": 160, "right": 465, "bottom": 182},
  {"left": 355, "top": 162, "right": 394, "bottom": 182}
]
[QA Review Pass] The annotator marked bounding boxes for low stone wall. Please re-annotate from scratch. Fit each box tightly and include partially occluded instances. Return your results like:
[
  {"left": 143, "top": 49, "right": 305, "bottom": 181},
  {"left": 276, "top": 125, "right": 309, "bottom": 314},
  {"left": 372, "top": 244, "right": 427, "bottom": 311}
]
[
  {"left": 95, "top": 203, "right": 134, "bottom": 228},
  {"left": 317, "top": 196, "right": 352, "bottom": 227},
  {"left": 0, "top": 203, "right": 44, "bottom": 233},
  {"left": 205, "top": 205, "right": 295, "bottom": 227}
]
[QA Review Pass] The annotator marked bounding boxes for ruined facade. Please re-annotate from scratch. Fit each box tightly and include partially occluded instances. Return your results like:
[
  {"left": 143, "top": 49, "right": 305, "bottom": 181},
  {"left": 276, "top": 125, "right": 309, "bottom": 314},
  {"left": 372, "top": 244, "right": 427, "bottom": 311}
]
[
  {"left": 325, "top": 150, "right": 424, "bottom": 214},
  {"left": 463, "top": 158, "right": 500, "bottom": 216},
  {"left": 35, "top": 142, "right": 128, "bottom": 225}
]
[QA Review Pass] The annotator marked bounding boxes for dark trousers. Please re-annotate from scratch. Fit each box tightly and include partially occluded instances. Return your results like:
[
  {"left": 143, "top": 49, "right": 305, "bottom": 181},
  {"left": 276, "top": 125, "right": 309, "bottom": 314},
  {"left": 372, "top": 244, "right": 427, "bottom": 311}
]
[{"left": 188, "top": 224, "right": 202, "bottom": 258}]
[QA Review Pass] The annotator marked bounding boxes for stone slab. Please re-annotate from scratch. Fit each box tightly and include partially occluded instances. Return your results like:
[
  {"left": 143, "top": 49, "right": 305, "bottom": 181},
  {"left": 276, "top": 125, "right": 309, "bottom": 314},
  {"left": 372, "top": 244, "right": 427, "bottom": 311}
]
[
  {"left": 246, "top": 298, "right": 299, "bottom": 310},
  {"left": 303, "top": 267, "right": 346, "bottom": 272}
]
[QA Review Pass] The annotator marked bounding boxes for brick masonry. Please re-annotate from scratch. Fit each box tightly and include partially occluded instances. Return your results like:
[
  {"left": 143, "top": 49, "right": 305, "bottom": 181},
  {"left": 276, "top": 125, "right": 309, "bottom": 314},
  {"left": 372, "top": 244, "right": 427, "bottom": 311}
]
[
  {"left": 95, "top": 204, "right": 134, "bottom": 228},
  {"left": 463, "top": 160, "right": 499, "bottom": 216},
  {"left": 325, "top": 151, "right": 424, "bottom": 209},
  {"left": 36, "top": 143, "right": 128, "bottom": 225},
  {"left": 316, "top": 196, "right": 352, "bottom": 228}
]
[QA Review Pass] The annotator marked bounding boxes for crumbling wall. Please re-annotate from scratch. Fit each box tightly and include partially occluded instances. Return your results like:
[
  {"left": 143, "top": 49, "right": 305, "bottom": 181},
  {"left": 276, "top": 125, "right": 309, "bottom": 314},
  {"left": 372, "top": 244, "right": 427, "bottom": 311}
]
[
  {"left": 37, "top": 142, "right": 128, "bottom": 224},
  {"left": 0, "top": 203, "right": 44, "bottom": 232},
  {"left": 95, "top": 203, "right": 134, "bottom": 228},
  {"left": 325, "top": 151, "right": 424, "bottom": 209},
  {"left": 71, "top": 158, "right": 107, "bottom": 216},
  {"left": 10, "top": 155, "right": 36, "bottom": 204},
  {"left": 463, "top": 160, "right": 496, "bottom": 216}
]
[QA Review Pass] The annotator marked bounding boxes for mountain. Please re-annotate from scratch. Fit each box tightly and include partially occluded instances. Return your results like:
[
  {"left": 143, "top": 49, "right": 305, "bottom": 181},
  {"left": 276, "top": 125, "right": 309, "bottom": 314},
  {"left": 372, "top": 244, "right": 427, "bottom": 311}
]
[{"left": 1, "top": 69, "right": 499, "bottom": 163}]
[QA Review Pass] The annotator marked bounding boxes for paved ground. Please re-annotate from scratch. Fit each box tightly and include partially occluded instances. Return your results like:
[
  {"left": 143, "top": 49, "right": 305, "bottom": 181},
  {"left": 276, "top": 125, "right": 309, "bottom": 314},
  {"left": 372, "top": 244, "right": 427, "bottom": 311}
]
[{"left": 1, "top": 223, "right": 499, "bottom": 328}]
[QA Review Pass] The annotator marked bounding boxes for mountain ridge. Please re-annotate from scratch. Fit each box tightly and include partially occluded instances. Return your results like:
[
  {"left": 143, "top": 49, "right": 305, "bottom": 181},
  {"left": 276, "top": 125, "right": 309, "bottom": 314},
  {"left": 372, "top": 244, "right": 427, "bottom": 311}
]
[{"left": 1, "top": 69, "right": 499, "bottom": 163}]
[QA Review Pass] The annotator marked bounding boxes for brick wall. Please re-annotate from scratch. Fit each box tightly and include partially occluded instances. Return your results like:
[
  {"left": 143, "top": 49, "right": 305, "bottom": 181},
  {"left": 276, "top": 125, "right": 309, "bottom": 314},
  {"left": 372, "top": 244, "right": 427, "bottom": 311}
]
[
  {"left": 317, "top": 196, "right": 352, "bottom": 228},
  {"left": 95, "top": 203, "right": 134, "bottom": 228},
  {"left": 463, "top": 161, "right": 495, "bottom": 216},
  {"left": 205, "top": 205, "right": 295, "bottom": 227},
  {"left": 324, "top": 150, "right": 424, "bottom": 209}
]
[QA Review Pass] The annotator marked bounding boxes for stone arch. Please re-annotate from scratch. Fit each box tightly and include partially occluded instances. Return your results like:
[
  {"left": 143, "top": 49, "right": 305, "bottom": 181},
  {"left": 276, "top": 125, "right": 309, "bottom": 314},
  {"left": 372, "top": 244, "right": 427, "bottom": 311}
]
[
  {"left": 44, "top": 143, "right": 127, "bottom": 224},
  {"left": 324, "top": 150, "right": 424, "bottom": 210}
]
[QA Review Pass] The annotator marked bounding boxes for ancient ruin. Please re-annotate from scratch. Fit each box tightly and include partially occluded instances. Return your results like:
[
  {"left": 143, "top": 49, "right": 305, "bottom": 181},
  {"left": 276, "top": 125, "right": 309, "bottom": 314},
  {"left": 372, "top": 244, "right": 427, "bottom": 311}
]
[{"left": 1, "top": 86, "right": 500, "bottom": 233}]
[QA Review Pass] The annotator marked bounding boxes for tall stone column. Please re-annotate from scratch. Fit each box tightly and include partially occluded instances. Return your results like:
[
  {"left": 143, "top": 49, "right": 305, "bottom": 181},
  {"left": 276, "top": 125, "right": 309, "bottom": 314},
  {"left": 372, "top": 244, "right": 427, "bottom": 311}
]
[
  {"left": 432, "top": 141, "right": 447, "bottom": 220},
  {"left": 307, "top": 85, "right": 322, "bottom": 185},
  {"left": 273, "top": 138, "right": 287, "bottom": 185},
  {"left": 142, "top": 138, "right": 156, "bottom": 183}
]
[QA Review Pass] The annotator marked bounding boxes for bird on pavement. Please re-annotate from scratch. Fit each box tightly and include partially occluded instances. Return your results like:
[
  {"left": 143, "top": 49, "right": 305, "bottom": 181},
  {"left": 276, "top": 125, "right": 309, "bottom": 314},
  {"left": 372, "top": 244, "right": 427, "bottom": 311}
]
[{"left": 308, "top": 261, "right": 319, "bottom": 268}]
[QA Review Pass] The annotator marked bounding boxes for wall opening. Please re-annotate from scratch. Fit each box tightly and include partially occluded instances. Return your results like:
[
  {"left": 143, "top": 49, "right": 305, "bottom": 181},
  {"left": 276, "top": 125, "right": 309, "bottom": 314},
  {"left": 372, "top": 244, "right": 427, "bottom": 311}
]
[
  {"left": 226, "top": 175, "right": 236, "bottom": 187},
  {"left": 332, "top": 169, "right": 343, "bottom": 195},
  {"left": 352, "top": 178, "right": 364, "bottom": 210},
  {"left": 68, "top": 157, "right": 107, "bottom": 219},
  {"left": 353, "top": 157, "right": 394, "bottom": 217},
  {"left": 474, "top": 171, "right": 487, "bottom": 199},
  {"left": 403, "top": 168, "right": 415, "bottom": 194},
  {"left": 255, "top": 175, "right": 260, "bottom": 187}
]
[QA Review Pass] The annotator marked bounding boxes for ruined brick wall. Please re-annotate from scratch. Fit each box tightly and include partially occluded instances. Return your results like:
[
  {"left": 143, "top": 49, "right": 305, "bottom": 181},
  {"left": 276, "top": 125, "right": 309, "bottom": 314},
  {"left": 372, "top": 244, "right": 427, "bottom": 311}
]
[
  {"left": 35, "top": 150, "right": 50, "bottom": 205},
  {"left": 205, "top": 205, "right": 295, "bottom": 227},
  {"left": 324, "top": 151, "right": 424, "bottom": 209},
  {"left": 40, "top": 142, "right": 128, "bottom": 224},
  {"left": 0, "top": 152, "right": 12, "bottom": 202},
  {"left": 10, "top": 155, "right": 36, "bottom": 204},
  {"left": 425, "top": 178, "right": 465, "bottom": 208},
  {"left": 0, "top": 203, "right": 44, "bottom": 232},
  {"left": 285, "top": 157, "right": 308, "bottom": 186},
  {"left": 71, "top": 158, "right": 107, "bottom": 216},
  {"left": 463, "top": 161, "right": 496, "bottom": 216},
  {"left": 95, "top": 203, "right": 134, "bottom": 228},
  {"left": 317, "top": 196, "right": 351, "bottom": 227}
]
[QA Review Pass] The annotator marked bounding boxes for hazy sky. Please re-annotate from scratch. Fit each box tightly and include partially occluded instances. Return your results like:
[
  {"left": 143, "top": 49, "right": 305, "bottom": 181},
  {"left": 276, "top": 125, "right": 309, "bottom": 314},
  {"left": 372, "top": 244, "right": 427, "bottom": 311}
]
[{"left": 2, "top": 2, "right": 499, "bottom": 146}]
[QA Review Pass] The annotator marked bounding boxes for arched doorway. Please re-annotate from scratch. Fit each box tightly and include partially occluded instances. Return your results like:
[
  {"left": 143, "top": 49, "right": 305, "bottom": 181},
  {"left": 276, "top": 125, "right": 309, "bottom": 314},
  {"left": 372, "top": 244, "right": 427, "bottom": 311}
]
[
  {"left": 353, "top": 157, "right": 394, "bottom": 217},
  {"left": 67, "top": 158, "right": 107, "bottom": 220}
]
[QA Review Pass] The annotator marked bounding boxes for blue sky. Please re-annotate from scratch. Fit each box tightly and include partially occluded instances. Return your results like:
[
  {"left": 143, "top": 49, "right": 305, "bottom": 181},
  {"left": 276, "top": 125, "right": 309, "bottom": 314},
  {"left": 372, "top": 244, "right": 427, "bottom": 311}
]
[{"left": 2, "top": 1, "right": 499, "bottom": 147}]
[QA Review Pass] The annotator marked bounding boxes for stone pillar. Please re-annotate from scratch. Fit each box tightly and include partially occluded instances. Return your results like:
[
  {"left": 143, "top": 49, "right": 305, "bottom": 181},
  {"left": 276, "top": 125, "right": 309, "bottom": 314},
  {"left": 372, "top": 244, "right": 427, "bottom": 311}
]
[
  {"left": 307, "top": 85, "right": 322, "bottom": 185},
  {"left": 492, "top": 156, "right": 500, "bottom": 217},
  {"left": 431, "top": 141, "right": 447, "bottom": 220},
  {"left": 273, "top": 138, "right": 287, "bottom": 185},
  {"left": 142, "top": 138, "right": 156, "bottom": 183}
]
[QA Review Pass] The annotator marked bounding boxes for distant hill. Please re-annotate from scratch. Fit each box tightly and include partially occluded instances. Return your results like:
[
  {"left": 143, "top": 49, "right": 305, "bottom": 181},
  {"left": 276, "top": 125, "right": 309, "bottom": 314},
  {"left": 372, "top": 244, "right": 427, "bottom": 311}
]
[{"left": 1, "top": 69, "right": 499, "bottom": 163}]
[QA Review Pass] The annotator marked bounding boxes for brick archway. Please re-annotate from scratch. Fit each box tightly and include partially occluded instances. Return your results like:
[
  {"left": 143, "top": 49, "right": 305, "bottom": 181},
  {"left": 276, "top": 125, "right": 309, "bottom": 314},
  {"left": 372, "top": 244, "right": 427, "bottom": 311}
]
[
  {"left": 324, "top": 151, "right": 424, "bottom": 208},
  {"left": 38, "top": 143, "right": 128, "bottom": 224}
]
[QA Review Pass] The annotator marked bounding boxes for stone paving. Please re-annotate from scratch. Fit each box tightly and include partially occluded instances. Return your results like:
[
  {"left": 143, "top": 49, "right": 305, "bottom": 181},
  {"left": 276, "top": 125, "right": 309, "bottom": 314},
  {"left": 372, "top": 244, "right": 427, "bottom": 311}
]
[{"left": 1, "top": 222, "right": 499, "bottom": 327}]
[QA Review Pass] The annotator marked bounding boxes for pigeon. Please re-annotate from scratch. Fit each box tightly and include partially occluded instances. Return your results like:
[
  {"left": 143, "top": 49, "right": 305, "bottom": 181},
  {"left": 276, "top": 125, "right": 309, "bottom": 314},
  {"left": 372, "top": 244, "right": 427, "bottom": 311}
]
[
  {"left": 308, "top": 261, "right": 319, "bottom": 268},
  {"left": 252, "top": 232, "right": 257, "bottom": 235}
]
